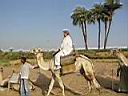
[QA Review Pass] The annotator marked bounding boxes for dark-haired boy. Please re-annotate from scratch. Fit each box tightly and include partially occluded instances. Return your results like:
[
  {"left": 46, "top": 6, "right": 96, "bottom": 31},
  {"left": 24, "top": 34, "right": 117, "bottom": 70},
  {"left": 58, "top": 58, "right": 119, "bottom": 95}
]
[{"left": 19, "top": 57, "right": 36, "bottom": 96}]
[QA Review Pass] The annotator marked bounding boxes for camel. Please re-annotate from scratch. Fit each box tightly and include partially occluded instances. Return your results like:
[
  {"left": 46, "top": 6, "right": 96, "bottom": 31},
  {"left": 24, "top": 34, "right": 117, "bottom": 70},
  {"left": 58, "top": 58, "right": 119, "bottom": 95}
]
[
  {"left": 0, "top": 67, "right": 35, "bottom": 91},
  {"left": 0, "top": 67, "right": 11, "bottom": 87},
  {"left": 111, "top": 49, "right": 128, "bottom": 66},
  {"left": 31, "top": 48, "right": 101, "bottom": 96},
  {"left": 111, "top": 49, "right": 128, "bottom": 92}
]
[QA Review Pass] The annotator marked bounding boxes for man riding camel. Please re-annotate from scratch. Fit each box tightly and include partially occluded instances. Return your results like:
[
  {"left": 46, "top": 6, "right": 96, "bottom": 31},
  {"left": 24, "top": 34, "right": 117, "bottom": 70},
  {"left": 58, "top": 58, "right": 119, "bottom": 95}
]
[{"left": 54, "top": 29, "right": 73, "bottom": 70}]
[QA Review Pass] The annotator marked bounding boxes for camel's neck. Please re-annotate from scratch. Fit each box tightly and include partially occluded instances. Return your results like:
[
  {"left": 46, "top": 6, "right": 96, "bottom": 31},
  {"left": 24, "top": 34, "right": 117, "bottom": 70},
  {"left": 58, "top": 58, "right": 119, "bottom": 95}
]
[
  {"left": 117, "top": 52, "right": 128, "bottom": 66},
  {"left": 37, "top": 55, "right": 45, "bottom": 65},
  {"left": 36, "top": 53, "right": 52, "bottom": 70}
]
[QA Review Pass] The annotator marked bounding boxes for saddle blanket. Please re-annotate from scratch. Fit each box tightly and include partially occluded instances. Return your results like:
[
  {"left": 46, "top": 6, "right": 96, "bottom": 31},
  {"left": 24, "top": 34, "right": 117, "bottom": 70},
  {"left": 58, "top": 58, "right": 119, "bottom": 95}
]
[
  {"left": 60, "top": 54, "right": 76, "bottom": 66},
  {"left": 60, "top": 54, "right": 76, "bottom": 75}
]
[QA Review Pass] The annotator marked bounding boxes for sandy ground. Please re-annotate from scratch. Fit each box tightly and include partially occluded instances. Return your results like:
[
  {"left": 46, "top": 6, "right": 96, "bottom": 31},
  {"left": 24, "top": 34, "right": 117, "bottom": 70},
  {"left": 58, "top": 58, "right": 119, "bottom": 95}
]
[{"left": 0, "top": 59, "right": 128, "bottom": 96}]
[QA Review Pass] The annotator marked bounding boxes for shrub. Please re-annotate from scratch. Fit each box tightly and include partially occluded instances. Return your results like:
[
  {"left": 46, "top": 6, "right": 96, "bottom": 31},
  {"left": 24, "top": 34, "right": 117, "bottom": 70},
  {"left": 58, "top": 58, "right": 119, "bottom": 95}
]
[{"left": 0, "top": 51, "right": 35, "bottom": 60}]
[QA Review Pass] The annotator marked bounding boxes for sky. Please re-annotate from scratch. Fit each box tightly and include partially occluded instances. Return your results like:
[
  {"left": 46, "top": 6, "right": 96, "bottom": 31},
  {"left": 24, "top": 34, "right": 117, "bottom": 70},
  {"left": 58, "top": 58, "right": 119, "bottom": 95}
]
[{"left": 0, "top": 0, "right": 128, "bottom": 50}]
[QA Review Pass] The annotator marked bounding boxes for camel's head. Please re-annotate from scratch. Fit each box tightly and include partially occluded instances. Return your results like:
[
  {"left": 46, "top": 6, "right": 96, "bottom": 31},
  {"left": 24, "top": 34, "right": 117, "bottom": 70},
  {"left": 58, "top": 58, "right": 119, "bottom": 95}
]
[
  {"left": 110, "top": 48, "right": 120, "bottom": 56},
  {"left": 31, "top": 48, "right": 44, "bottom": 56}
]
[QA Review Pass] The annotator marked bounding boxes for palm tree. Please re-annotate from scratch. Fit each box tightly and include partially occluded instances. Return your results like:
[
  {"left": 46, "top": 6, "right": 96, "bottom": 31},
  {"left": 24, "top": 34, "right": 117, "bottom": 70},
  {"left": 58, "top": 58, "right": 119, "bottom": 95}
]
[
  {"left": 91, "top": 3, "right": 104, "bottom": 50},
  {"left": 103, "top": 0, "right": 122, "bottom": 49},
  {"left": 101, "top": 14, "right": 110, "bottom": 47},
  {"left": 71, "top": 6, "right": 89, "bottom": 50}
]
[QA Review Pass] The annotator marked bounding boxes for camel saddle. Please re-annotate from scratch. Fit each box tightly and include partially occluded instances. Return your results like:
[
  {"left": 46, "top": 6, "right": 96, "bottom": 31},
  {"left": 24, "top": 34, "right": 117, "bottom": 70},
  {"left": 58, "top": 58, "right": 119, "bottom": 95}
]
[{"left": 60, "top": 53, "right": 76, "bottom": 75}]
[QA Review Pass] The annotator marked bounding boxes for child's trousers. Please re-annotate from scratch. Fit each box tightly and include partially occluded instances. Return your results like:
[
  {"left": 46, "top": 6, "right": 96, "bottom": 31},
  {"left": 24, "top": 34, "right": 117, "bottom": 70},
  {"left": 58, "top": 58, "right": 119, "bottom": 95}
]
[{"left": 20, "top": 79, "right": 30, "bottom": 96}]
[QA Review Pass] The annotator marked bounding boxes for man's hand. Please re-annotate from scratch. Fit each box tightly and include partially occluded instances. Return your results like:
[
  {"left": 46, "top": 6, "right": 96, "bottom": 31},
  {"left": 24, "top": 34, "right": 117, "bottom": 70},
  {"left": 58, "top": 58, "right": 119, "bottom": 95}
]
[
  {"left": 58, "top": 49, "right": 61, "bottom": 51},
  {"left": 32, "top": 65, "right": 39, "bottom": 69},
  {"left": 53, "top": 49, "right": 60, "bottom": 57}
]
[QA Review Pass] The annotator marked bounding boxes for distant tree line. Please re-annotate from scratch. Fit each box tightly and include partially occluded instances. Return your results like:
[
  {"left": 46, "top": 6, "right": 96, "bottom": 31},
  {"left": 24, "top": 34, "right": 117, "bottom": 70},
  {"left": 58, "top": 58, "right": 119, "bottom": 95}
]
[
  {"left": 0, "top": 51, "right": 34, "bottom": 60},
  {"left": 0, "top": 50, "right": 54, "bottom": 60},
  {"left": 0, "top": 48, "right": 128, "bottom": 61}
]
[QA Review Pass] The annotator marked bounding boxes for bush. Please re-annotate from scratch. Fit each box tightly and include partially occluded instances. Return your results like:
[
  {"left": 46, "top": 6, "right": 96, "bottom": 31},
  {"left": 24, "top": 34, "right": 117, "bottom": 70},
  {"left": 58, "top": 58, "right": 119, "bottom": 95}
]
[
  {"left": 43, "top": 51, "right": 54, "bottom": 59},
  {"left": 0, "top": 59, "right": 10, "bottom": 66},
  {"left": 0, "top": 51, "right": 35, "bottom": 60}
]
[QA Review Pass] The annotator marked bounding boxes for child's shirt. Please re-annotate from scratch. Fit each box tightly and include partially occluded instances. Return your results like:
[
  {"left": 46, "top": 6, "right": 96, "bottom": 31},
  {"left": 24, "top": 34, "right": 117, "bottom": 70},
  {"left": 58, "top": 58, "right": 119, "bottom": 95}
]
[{"left": 20, "top": 62, "right": 33, "bottom": 79}]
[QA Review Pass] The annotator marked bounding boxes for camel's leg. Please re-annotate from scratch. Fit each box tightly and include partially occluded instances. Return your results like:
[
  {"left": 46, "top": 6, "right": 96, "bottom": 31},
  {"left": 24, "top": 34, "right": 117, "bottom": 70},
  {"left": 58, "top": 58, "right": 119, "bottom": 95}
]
[
  {"left": 1, "top": 78, "right": 9, "bottom": 87},
  {"left": 82, "top": 66, "right": 101, "bottom": 95},
  {"left": 81, "top": 65, "right": 94, "bottom": 94},
  {"left": 87, "top": 81, "right": 93, "bottom": 94},
  {"left": 55, "top": 70, "right": 65, "bottom": 96},
  {"left": 28, "top": 80, "right": 35, "bottom": 90},
  {"left": 46, "top": 77, "right": 55, "bottom": 96},
  {"left": 92, "top": 78, "right": 101, "bottom": 95},
  {"left": 56, "top": 76, "right": 65, "bottom": 96},
  {"left": 92, "top": 78, "right": 100, "bottom": 89}
]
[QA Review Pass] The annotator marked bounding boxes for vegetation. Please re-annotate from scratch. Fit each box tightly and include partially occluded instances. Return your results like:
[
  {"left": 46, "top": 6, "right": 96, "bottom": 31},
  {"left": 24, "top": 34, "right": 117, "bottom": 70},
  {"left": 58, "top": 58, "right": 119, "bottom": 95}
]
[
  {"left": 71, "top": 0, "right": 122, "bottom": 50},
  {"left": 0, "top": 51, "right": 34, "bottom": 60},
  {"left": 76, "top": 49, "right": 128, "bottom": 59},
  {"left": 91, "top": 4, "right": 104, "bottom": 49},
  {"left": 71, "top": 7, "right": 89, "bottom": 50},
  {"left": 0, "top": 59, "right": 10, "bottom": 67},
  {"left": 103, "top": 0, "right": 122, "bottom": 49},
  {"left": 0, "top": 48, "right": 128, "bottom": 66},
  {"left": 0, "top": 49, "right": 128, "bottom": 60},
  {"left": 0, "top": 51, "right": 54, "bottom": 66}
]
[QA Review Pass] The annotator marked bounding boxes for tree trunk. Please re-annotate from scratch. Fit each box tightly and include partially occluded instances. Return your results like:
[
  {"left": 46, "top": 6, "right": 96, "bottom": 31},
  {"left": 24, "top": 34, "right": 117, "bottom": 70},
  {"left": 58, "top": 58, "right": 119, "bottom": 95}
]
[
  {"left": 104, "top": 19, "right": 112, "bottom": 49},
  {"left": 84, "top": 21, "right": 88, "bottom": 50},
  {"left": 81, "top": 23, "right": 88, "bottom": 50},
  {"left": 98, "top": 19, "right": 101, "bottom": 50},
  {"left": 104, "top": 20, "right": 108, "bottom": 49}
]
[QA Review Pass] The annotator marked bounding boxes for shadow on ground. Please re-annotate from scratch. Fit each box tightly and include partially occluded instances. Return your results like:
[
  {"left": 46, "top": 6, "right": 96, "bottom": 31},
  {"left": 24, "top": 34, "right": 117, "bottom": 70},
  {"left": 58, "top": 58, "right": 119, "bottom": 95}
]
[
  {"left": 96, "top": 75, "right": 119, "bottom": 91},
  {"left": 30, "top": 71, "right": 128, "bottom": 96},
  {"left": 31, "top": 73, "right": 82, "bottom": 95}
]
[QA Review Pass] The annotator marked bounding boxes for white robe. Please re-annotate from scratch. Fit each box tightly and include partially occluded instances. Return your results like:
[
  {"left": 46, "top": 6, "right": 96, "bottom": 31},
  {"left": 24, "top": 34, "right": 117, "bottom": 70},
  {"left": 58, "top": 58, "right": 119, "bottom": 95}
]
[{"left": 55, "top": 35, "right": 73, "bottom": 68}]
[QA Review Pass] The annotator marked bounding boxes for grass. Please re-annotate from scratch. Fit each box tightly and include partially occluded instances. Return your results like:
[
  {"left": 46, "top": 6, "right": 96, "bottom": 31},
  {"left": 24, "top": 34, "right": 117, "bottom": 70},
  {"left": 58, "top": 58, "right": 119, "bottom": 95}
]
[{"left": 0, "top": 59, "right": 10, "bottom": 67}]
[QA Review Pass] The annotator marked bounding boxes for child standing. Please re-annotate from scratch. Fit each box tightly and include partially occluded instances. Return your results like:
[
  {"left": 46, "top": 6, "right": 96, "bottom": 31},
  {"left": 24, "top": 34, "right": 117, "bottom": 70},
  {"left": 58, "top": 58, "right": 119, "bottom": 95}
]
[{"left": 19, "top": 57, "right": 35, "bottom": 96}]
